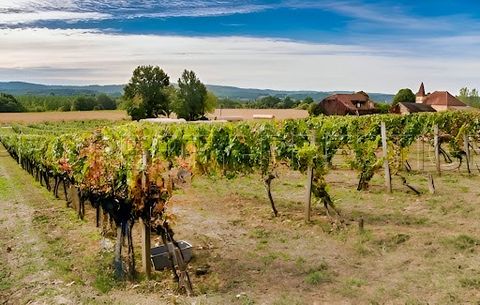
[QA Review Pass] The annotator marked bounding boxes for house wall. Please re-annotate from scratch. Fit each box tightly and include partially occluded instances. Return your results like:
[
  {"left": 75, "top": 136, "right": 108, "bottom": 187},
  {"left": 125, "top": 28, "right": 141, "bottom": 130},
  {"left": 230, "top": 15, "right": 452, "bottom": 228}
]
[
  {"left": 449, "top": 106, "right": 472, "bottom": 111},
  {"left": 431, "top": 105, "right": 448, "bottom": 112},
  {"left": 416, "top": 96, "right": 425, "bottom": 103},
  {"left": 399, "top": 104, "right": 410, "bottom": 115}
]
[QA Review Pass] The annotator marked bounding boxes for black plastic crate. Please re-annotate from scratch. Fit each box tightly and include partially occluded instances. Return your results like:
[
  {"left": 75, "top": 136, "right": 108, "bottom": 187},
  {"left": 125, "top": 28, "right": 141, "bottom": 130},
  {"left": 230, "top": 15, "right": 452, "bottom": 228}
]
[{"left": 150, "top": 240, "right": 193, "bottom": 270}]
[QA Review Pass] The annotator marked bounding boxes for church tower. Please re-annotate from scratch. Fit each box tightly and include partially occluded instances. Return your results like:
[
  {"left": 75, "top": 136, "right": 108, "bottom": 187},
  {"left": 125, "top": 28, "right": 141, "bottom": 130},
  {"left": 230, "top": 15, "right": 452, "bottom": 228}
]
[{"left": 416, "top": 82, "right": 426, "bottom": 103}]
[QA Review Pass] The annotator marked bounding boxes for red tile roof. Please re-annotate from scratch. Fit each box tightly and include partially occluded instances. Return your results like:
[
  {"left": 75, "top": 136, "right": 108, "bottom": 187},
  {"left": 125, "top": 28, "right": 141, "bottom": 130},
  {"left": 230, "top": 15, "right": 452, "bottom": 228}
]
[
  {"left": 423, "top": 91, "right": 466, "bottom": 107},
  {"left": 326, "top": 93, "right": 370, "bottom": 111},
  {"left": 398, "top": 102, "right": 436, "bottom": 113}
]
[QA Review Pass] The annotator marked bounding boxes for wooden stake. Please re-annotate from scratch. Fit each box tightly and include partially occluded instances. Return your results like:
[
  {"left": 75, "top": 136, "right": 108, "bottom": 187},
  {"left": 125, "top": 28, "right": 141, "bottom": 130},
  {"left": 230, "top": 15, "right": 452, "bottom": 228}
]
[
  {"left": 421, "top": 139, "right": 425, "bottom": 172},
  {"left": 381, "top": 122, "right": 392, "bottom": 193},
  {"left": 434, "top": 125, "right": 441, "bottom": 176},
  {"left": 428, "top": 174, "right": 435, "bottom": 194},
  {"left": 464, "top": 134, "right": 471, "bottom": 174},
  {"left": 141, "top": 151, "right": 152, "bottom": 279},
  {"left": 69, "top": 185, "right": 81, "bottom": 217},
  {"left": 305, "top": 132, "right": 315, "bottom": 223},
  {"left": 358, "top": 217, "right": 364, "bottom": 233}
]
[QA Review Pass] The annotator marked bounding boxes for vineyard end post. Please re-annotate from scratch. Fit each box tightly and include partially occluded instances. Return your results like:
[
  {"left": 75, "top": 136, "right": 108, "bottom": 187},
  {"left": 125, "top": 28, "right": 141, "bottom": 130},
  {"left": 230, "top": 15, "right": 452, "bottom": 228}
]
[
  {"left": 434, "top": 125, "right": 441, "bottom": 176},
  {"left": 464, "top": 133, "right": 471, "bottom": 174},
  {"left": 141, "top": 150, "right": 152, "bottom": 279},
  {"left": 304, "top": 132, "right": 315, "bottom": 223},
  {"left": 381, "top": 122, "right": 392, "bottom": 193}
]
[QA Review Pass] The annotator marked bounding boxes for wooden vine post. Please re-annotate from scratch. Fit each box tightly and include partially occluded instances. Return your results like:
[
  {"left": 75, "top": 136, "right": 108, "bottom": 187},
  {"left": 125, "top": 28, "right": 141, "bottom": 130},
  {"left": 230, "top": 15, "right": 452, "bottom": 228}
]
[
  {"left": 140, "top": 150, "right": 152, "bottom": 279},
  {"left": 381, "top": 122, "right": 392, "bottom": 193},
  {"left": 421, "top": 139, "right": 425, "bottom": 171},
  {"left": 304, "top": 132, "right": 315, "bottom": 223},
  {"left": 464, "top": 133, "right": 471, "bottom": 174},
  {"left": 434, "top": 125, "right": 441, "bottom": 176}
]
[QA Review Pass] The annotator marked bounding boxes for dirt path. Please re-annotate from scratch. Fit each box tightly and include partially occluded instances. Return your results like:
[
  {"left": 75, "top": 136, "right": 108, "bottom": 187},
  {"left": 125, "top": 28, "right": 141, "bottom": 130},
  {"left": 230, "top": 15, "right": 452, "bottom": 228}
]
[
  {"left": 0, "top": 148, "right": 80, "bottom": 304},
  {"left": 0, "top": 146, "right": 191, "bottom": 305}
]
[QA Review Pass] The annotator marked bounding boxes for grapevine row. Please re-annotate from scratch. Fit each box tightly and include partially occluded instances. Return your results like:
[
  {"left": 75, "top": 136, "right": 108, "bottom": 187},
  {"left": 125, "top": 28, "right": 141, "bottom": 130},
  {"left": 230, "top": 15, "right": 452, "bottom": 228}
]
[{"left": 1, "top": 111, "right": 480, "bottom": 278}]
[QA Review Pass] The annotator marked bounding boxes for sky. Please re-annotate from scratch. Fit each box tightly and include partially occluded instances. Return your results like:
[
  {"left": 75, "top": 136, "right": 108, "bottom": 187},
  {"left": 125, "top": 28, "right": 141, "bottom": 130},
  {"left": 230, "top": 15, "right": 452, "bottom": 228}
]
[{"left": 0, "top": 1, "right": 479, "bottom": 93}]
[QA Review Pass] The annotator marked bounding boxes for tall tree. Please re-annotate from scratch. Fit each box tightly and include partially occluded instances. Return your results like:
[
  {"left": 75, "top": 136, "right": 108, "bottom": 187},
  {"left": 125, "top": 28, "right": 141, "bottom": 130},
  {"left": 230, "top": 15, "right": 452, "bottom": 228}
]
[
  {"left": 175, "top": 70, "right": 214, "bottom": 121},
  {"left": 391, "top": 88, "right": 415, "bottom": 107},
  {"left": 123, "top": 66, "right": 171, "bottom": 120}
]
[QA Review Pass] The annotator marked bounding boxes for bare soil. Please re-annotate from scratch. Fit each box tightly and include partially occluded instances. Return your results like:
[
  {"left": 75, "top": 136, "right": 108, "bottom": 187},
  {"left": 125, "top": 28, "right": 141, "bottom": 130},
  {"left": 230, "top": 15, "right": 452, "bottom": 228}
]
[
  {"left": 210, "top": 108, "right": 308, "bottom": 120},
  {"left": 1, "top": 141, "right": 480, "bottom": 304},
  {"left": 0, "top": 110, "right": 128, "bottom": 124},
  {"left": 0, "top": 109, "right": 307, "bottom": 125}
]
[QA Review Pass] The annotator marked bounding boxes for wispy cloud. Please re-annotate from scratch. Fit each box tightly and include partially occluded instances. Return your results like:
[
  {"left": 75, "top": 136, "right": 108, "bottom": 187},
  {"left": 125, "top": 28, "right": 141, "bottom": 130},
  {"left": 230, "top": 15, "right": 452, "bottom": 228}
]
[
  {"left": 1, "top": 1, "right": 479, "bottom": 93},
  {"left": 0, "top": 0, "right": 272, "bottom": 25},
  {"left": 1, "top": 27, "right": 479, "bottom": 93},
  {"left": 0, "top": 11, "right": 110, "bottom": 25},
  {"left": 284, "top": 0, "right": 480, "bottom": 33}
]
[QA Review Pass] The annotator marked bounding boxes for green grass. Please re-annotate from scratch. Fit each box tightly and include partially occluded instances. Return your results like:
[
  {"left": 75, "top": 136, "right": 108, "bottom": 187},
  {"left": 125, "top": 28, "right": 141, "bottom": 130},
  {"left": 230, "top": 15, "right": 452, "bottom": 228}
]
[
  {"left": 261, "top": 252, "right": 278, "bottom": 266},
  {"left": 374, "top": 233, "right": 410, "bottom": 251},
  {"left": 304, "top": 263, "right": 331, "bottom": 285},
  {"left": 237, "top": 294, "right": 256, "bottom": 305},
  {"left": 460, "top": 276, "right": 480, "bottom": 289},
  {"left": 0, "top": 176, "right": 12, "bottom": 199},
  {"left": 272, "top": 294, "right": 305, "bottom": 305},
  {"left": 444, "top": 234, "right": 479, "bottom": 252},
  {"left": 338, "top": 277, "right": 367, "bottom": 297},
  {"left": 0, "top": 268, "right": 12, "bottom": 290}
]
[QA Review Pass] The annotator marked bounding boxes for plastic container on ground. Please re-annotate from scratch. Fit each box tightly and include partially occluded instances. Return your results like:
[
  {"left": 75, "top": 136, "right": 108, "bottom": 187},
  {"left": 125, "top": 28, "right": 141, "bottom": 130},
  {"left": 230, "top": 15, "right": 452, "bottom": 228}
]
[{"left": 150, "top": 240, "right": 193, "bottom": 270}]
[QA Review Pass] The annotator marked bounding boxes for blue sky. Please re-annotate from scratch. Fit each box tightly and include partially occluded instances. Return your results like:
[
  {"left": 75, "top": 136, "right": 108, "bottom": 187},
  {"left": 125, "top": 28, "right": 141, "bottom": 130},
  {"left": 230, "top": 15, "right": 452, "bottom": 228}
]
[{"left": 0, "top": 0, "right": 479, "bottom": 93}]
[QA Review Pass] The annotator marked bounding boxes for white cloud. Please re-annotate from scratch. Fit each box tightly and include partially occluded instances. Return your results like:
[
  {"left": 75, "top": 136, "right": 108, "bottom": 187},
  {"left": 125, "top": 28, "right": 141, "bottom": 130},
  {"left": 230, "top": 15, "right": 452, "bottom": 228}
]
[
  {"left": 0, "top": 27, "right": 479, "bottom": 93},
  {"left": 0, "top": 0, "right": 270, "bottom": 25},
  {"left": 0, "top": 10, "right": 110, "bottom": 25}
]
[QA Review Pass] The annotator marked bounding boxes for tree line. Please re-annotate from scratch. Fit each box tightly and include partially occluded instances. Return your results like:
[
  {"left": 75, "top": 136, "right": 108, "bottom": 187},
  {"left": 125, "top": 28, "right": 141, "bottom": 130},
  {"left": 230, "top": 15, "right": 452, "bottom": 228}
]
[
  {"left": 217, "top": 96, "right": 315, "bottom": 110},
  {"left": 458, "top": 87, "right": 480, "bottom": 108},
  {"left": 0, "top": 93, "right": 118, "bottom": 112}
]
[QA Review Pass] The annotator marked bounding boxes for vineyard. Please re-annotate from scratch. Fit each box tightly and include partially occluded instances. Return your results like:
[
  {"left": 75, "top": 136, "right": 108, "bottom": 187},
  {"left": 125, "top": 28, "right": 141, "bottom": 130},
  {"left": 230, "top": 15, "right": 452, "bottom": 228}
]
[{"left": 2, "top": 111, "right": 480, "bottom": 303}]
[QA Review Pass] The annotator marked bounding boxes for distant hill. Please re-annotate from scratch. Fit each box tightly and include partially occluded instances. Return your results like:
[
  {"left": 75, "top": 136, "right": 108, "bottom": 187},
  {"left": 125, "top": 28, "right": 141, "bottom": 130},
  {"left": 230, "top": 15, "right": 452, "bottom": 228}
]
[
  {"left": 0, "top": 81, "right": 393, "bottom": 103},
  {"left": 0, "top": 82, "right": 124, "bottom": 96},
  {"left": 205, "top": 84, "right": 393, "bottom": 103}
]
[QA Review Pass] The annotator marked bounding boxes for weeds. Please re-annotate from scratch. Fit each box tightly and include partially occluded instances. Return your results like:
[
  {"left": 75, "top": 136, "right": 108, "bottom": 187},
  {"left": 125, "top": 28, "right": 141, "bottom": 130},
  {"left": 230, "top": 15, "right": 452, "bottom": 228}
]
[
  {"left": 304, "top": 262, "right": 331, "bottom": 285},
  {"left": 375, "top": 233, "right": 410, "bottom": 251},
  {"left": 444, "top": 234, "right": 479, "bottom": 252},
  {"left": 460, "top": 276, "right": 480, "bottom": 288}
]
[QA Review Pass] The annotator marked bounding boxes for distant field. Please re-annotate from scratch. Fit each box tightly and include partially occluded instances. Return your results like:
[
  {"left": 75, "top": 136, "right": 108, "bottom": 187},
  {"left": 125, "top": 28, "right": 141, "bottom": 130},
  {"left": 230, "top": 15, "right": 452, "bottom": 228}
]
[
  {"left": 0, "top": 109, "right": 308, "bottom": 124},
  {"left": 0, "top": 110, "right": 128, "bottom": 124},
  {"left": 210, "top": 108, "right": 308, "bottom": 120}
]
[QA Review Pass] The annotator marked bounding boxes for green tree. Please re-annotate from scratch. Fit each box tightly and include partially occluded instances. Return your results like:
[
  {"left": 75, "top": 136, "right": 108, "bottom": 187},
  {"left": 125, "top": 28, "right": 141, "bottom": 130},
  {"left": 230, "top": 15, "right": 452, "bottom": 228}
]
[
  {"left": 175, "top": 70, "right": 212, "bottom": 121},
  {"left": 375, "top": 102, "right": 390, "bottom": 114},
  {"left": 303, "top": 96, "right": 315, "bottom": 104},
  {"left": 283, "top": 97, "right": 295, "bottom": 109},
  {"left": 123, "top": 65, "right": 171, "bottom": 119},
  {"left": 308, "top": 102, "right": 322, "bottom": 116},
  {"left": 72, "top": 96, "right": 96, "bottom": 111},
  {"left": 458, "top": 87, "right": 480, "bottom": 108},
  {"left": 205, "top": 91, "right": 218, "bottom": 114},
  {"left": 256, "top": 96, "right": 282, "bottom": 108},
  {"left": 0, "top": 93, "right": 25, "bottom": 112},
  {"left": 96, "top": 94, "right": 117, "bottom": 110},
  {"left": 392, "top": 88, "right": 415, "bottom": 106},
  {"left": 459, "top": 87, "right": 469, "bottom": 102}
]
